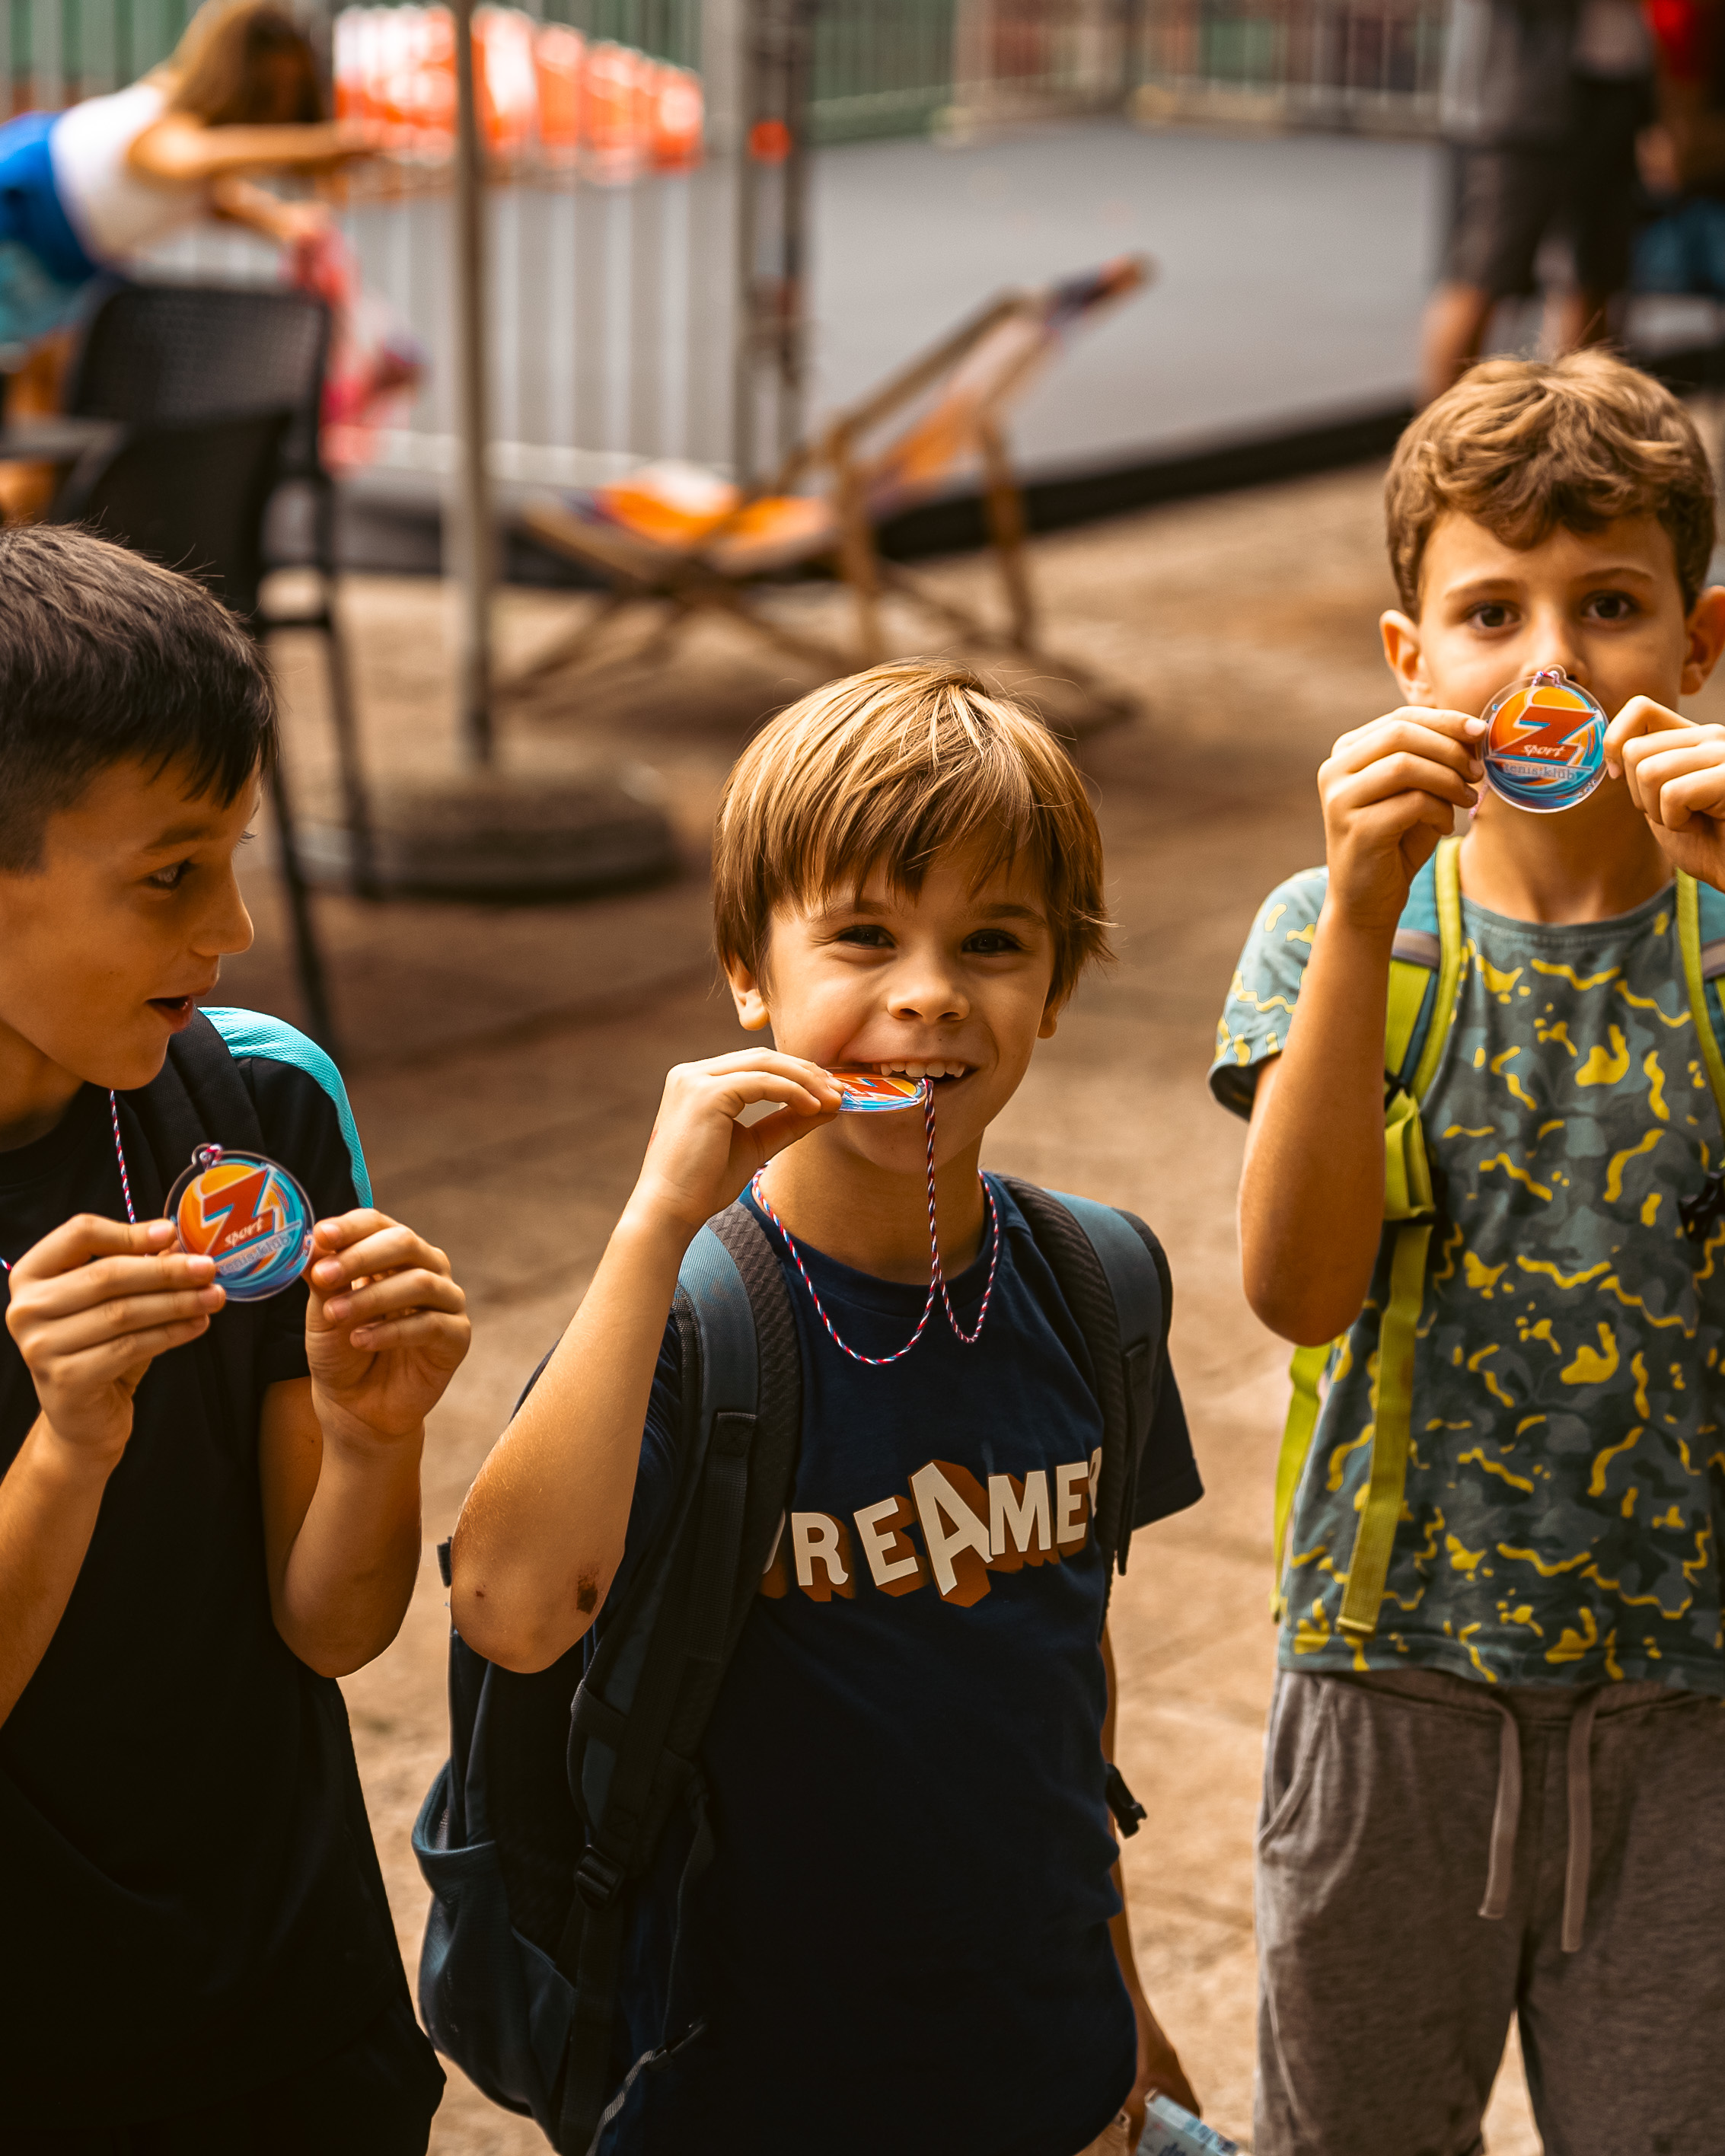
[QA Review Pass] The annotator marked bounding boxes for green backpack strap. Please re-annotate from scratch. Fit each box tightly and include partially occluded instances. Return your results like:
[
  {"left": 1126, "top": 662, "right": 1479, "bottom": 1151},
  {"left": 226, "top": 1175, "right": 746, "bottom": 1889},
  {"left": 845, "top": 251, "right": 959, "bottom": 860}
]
[
  {"left": 1270, "top": 835, "right": 1464, "bottom": 1631},
  {"left": 1678, "top": 869, "right": 1725, "bottom": 1134}
]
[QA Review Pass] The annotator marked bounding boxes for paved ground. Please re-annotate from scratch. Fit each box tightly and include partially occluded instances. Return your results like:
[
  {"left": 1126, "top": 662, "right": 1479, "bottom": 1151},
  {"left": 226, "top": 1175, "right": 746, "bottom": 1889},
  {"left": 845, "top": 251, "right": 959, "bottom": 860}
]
[{"left": 225, "top": 451, "right": 1725, "bottom": 2151}]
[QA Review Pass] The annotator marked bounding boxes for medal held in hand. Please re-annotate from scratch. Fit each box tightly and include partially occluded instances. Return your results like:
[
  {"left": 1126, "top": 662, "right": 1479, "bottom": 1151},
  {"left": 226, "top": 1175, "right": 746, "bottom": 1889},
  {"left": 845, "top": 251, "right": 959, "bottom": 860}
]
[
  {"left": 165, "top": 1144, "right": 316, "bottom": 1302},
  {"left": 1481, "top": 667, "right": 1608, "bottom": 815},
  {"left": 828, "top": 1068, "right": 931, "bottom": 1113}
]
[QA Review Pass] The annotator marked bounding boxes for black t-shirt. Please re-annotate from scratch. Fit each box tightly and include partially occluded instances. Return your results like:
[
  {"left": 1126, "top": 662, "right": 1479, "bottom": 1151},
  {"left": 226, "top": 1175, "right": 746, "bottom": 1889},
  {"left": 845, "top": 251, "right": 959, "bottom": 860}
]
[
  {"left": 0, "top": 1016, "right": 403, "bottom": 2127},
  {"left": 600, "top": 1178, "right": 1200, "bottom": 2156}
]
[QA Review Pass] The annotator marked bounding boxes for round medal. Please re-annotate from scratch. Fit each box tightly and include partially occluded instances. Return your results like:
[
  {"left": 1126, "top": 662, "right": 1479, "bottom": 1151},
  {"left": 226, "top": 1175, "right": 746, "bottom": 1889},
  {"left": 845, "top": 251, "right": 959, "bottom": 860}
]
[
  {"left": 1481, "top": 667, "right": 1608, "bottom": 815},
  {"left": 165, "top": 1145, "right": 316, "bottom": 1302},
  {"left": 828, "top": 1068, "right": 931, "bottom": 1114}
]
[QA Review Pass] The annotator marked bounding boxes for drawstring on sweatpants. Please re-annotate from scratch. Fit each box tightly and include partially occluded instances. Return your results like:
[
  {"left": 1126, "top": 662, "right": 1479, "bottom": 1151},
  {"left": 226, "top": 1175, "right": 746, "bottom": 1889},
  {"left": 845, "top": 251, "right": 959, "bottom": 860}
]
[{"left": 1475, "top": 1689, "right": 1602, "bottom": 1953}]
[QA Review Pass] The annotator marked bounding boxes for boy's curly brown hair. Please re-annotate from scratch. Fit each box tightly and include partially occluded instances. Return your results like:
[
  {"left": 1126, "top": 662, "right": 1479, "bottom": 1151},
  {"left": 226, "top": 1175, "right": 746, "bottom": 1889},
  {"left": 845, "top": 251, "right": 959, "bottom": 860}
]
[
  {"left": 1385, "top": 352, "right": 1717, "bottom": 615},
  {"left": 713, "top": 660, "right": 1112, "bottom": 1011}
]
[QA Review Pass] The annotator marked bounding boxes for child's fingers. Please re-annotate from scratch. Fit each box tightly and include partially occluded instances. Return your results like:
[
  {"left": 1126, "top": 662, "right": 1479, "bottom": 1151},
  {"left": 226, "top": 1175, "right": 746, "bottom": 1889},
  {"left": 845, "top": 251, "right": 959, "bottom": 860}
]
[
  {"left": 46, "top": 1315, "right": 213, "bottom": 1385},
  {"left": 11, "top": 1248, "right": 218, "bottom": 1322},
  {"left": 1620, "top": 731, "right": 1725, "bottom": 826},
  {"left": 1328, "top": 710, "right": 1486, "bottom": 777},
  {"left": 1330, "top": 750, "right": 1478, "bottom": 815},
  {"left": 704, "top": 1070, "right": 838, "bottom": 1122},
  {"left": 1602, "top": 694, "right": 1688, "bottom": 777},
  {"left": 1641, "top": 761, "right": 1725, "bottom": 831},
  {"left": 34, "top": 1283, "right": 225, "bottom": 1356},
  {"left": 347, "top": 1311, "right": 472, "bottom": 1354},
  {"left": 693, "top": 1048, "right": 840, "bottom": 1090},
  {"left": 321, "top": 1267, "right": 467, "bottom": 1327},
  {"left": 310, "top": 1221, "right": 448, "bottom": 1291},
  {"left": 7, "top": 1214, "right": 179, "bottom": 1286}
]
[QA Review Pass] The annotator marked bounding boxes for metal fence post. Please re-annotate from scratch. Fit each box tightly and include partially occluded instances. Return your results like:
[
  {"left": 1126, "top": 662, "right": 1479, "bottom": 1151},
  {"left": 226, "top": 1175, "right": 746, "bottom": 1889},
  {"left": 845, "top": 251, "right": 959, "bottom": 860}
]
[
  {"left": 450, "top": 0, "right": 494, "bottom": 764},
  {"left": 735, "top": 0, "right": 811, "bottom": 487}
]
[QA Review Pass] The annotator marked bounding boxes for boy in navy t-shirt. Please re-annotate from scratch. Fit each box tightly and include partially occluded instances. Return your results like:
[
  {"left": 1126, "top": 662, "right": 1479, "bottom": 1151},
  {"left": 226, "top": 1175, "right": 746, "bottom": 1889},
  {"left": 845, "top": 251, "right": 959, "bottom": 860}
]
[{"left": 451, "top": 661, "right": 1202, "bottom": 2156}]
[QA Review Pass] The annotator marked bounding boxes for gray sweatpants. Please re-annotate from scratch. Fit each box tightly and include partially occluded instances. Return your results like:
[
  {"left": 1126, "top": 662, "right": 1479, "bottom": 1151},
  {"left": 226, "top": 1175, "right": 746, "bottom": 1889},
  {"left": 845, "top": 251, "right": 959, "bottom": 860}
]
[{"left": 1255, "top": 1666, "right": 1725, "bottom": 2156}]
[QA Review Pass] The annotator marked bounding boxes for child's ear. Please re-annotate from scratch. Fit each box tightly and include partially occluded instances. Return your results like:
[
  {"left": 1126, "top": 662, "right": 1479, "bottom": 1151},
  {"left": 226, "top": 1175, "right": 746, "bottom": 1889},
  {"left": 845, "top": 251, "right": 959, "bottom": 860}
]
[
  {"left": 725, "top": 957, "right": 771, "bottom": 1033},
  {"left": 1038, "top": 994, "right": 1061, "bottom": 1041},
  {"left": 1380, "top": 609, "right": 1429, "bottom": 705},
  {"left": 1681, "top": 585, "right": 1725, "bottom": 698}
]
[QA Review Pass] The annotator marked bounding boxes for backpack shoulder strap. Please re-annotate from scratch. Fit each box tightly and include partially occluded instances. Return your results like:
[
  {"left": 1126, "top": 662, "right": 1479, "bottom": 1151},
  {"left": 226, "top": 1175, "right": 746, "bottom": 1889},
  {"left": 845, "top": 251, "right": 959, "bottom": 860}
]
[
  {"left": 123, "top": 1010, "right": 268, "bottom": 1432},
  {"left": 556, "top": 1200, "right": 799, "bottom": 2156},
  {"left": 1270, "top": 833, "right": 1463, "bottom": 1631},
  {"left": 129, "top": 1009, "right": 265, "bottom": 1184},
  {"left": 201, "top": 1006, "right": 371, "bottom": 1203},
  {"left": 998, "top": 1178, "right": 1169, "bottom": 1615},
  {"left": 1678, "top": 870, "right": 1725, "bottom": 1139}
]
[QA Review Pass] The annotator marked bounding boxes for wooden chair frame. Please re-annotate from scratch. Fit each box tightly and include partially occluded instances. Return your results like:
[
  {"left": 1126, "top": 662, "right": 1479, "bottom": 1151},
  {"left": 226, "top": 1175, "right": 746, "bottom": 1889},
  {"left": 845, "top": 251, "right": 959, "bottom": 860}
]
[{"left": 509, "top": 264, "right": 1150, "bottom": 721}]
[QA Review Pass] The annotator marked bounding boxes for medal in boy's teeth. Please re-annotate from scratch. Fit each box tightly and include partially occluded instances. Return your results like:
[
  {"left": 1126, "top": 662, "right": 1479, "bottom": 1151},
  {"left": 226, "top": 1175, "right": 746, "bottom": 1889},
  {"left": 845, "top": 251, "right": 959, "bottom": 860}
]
[
  {"left": 829, "top": 1068, "right": 932, "bottom": 1113},
  {"left": 165, "top": 1145, "right": 315, "bottom": 1302},
  {"left": 1481, "top": 667, "right": 1608, "bottom": 815}
]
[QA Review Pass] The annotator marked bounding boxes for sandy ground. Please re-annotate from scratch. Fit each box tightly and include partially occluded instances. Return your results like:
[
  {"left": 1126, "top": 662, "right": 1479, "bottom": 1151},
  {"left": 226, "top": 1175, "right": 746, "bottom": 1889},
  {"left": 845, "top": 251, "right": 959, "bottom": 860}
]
[{"left": 216, "top": 458, "right": 1704, "bottom": 2153}]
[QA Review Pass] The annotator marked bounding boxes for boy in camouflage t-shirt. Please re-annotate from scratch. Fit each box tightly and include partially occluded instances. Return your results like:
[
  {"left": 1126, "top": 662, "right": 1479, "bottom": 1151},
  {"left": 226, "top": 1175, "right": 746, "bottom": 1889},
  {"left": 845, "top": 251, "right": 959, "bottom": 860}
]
[{"left": 1216, "top": 353, "right": 1725, "bottom": 2156}]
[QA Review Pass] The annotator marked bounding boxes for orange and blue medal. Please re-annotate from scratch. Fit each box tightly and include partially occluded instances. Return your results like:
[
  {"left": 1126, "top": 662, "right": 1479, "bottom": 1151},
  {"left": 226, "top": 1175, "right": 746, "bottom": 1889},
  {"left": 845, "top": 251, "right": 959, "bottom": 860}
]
[
  {"left": 1481, "top": 667, "right": 1607, "bottom": 815},
  {"left": 829, "top": 1068, "right": 930, "bottom": 1113},
  {"left": 165, "top": 1143, "right": 315, "bottom": 1301}
]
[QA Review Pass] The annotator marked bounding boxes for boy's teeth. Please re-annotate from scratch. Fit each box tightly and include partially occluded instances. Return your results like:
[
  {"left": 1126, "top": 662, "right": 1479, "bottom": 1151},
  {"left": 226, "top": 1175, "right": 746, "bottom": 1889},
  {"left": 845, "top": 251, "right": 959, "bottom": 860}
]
[{"left": 879, "top": 1059, "right": 965, "bottom": 1079}]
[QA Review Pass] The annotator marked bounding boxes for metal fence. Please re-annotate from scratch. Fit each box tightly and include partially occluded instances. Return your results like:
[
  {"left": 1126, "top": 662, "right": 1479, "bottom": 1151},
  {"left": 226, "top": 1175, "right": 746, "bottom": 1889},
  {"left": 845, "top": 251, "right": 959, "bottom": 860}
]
[
  {"left": 4, "top": 0, "right": 1449, "bottom": 135},
  {"left": 2, "top": 0, "right": 1446, "bottom": 490}
]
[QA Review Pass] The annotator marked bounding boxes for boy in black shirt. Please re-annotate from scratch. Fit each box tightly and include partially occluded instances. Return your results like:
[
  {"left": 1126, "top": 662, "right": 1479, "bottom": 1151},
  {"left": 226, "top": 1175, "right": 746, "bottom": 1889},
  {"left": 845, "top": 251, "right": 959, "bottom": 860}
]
[{"left": 0, "top": 528, "right": 470, "bottom": 2151}]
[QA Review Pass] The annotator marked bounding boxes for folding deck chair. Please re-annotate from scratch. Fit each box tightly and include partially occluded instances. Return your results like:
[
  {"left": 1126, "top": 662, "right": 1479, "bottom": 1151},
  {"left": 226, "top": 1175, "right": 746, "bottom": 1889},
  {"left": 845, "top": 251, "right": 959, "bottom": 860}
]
[{"left": 510, "top": 255, "right": 1152, "bottom": 718}]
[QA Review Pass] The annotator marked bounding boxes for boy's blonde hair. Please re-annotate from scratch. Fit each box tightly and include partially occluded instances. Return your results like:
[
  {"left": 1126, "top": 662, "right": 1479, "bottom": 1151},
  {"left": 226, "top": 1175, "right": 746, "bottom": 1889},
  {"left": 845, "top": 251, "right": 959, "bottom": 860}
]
[
  {"left": 1385, "top": 352, "right": 1717, "bottom": 614},
  {"left": 713, "top": 661, "right": 1111, "bottom": 1009}
]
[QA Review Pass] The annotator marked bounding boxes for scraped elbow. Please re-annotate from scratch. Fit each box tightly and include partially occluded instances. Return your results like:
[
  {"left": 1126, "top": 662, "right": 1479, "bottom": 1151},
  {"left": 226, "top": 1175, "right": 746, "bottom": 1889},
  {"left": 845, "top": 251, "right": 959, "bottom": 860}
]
[{"left": 448, "top": 1548, "right": 614, "bottom": 1673}]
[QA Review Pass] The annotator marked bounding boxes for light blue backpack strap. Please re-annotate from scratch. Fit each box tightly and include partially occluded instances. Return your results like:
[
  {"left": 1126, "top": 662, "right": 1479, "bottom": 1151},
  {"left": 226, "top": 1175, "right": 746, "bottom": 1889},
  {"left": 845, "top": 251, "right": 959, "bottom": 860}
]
[{"left": 202, "top": 1004, "right": 371, "bottom": 1205}]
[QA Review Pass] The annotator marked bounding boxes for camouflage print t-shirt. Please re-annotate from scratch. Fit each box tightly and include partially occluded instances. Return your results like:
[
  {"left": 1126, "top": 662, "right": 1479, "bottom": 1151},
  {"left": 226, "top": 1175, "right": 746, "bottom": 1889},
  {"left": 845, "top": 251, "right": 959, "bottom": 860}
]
[{"left": 1212, "top": 866, "right": 1725, "bottom": 1694}]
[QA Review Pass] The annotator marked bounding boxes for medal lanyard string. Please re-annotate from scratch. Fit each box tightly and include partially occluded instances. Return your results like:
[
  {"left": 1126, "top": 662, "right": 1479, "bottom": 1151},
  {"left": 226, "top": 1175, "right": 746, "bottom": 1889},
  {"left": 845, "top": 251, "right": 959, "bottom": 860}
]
[
  {"left": 1, "top": 1092, "right": 136, "bottom": 1275},
  {"left": 749, "top": 1090, "right": 1001, "bottom": 1366}
]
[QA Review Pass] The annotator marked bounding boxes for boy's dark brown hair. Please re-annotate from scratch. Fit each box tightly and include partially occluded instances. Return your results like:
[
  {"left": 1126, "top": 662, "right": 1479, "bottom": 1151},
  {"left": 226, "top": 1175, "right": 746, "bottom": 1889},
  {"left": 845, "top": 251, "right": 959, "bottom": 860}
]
[
  {"left": 713, "top": 660, "right": 1111, "bottom": 1009},
  {"left": 0, "top": 526, "right": 275, "bottom": 873},
  {"left": 1385, "top": 352, "right": 1717, "bottom": 614}
]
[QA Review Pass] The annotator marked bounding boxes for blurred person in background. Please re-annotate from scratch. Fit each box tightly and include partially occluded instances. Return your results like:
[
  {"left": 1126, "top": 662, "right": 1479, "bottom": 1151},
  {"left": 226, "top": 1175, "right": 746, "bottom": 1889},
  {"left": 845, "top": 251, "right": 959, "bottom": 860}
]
[
  {"left": 1634, "top": 0, "right": 1725, "bottom": 290},
  {"left": 1420, "top": 0, "right": 1656, "bottom": 399},
  {"left": 0, "top": 0, "right": 377, "bottom": 504}
]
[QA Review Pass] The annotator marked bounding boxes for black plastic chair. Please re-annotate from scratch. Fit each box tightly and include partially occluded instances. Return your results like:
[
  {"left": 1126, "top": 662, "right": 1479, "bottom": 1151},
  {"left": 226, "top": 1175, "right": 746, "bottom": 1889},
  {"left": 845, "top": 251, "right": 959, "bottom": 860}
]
[
  {"left": 47, "top": 410, "right": 337, "bottom": 1048},
  {"left": 65, "top": 282, "right": 377, "bottom": 894}
]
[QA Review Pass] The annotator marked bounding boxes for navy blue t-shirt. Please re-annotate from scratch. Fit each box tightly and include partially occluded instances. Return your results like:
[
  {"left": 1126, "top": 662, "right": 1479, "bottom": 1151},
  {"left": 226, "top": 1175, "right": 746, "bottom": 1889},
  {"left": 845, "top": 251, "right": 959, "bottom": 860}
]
[{"left": 600, "top": 1176, "right": 1199, "bottom": 2156}]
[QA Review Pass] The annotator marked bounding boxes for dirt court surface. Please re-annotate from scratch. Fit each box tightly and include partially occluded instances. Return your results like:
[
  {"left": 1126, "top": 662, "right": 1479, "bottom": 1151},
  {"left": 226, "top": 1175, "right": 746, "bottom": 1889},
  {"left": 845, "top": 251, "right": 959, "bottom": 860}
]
[{"left": 233, "top": 458, "right": 1717, "bottom": 2152}]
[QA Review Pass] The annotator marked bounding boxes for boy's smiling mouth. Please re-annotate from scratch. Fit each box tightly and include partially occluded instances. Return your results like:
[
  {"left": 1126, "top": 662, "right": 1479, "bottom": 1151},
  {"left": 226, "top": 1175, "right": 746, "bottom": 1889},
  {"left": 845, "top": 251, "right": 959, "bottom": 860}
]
[{"left": 870, "top": 1059, "right": 971, "bottom": 1081}]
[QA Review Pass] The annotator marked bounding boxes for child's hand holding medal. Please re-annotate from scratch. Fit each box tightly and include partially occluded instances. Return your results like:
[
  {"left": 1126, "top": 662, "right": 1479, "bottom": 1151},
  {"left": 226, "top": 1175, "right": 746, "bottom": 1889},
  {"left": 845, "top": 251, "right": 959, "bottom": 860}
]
[
  {"left": 300, "top": 1210, "right": 470, "bottom": 1449},
  {"left": 1605, "top": 696, "right": 1725, "bottom": 883},
  {"left": 631, "top": 1053, "right": 844, "bottom": 1237}
]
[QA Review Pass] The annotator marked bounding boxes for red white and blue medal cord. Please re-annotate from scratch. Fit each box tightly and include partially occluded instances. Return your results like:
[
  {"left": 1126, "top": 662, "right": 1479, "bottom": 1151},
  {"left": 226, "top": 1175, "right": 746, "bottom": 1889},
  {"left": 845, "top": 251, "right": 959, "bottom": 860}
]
[
  {"left": 1, "top": 1092, "right": 136, "bottom": 1274},
  {"left": 749, "top": 1090, "right": 1001, "bottom": 1365}
]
